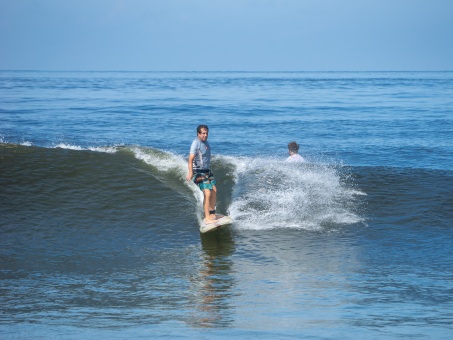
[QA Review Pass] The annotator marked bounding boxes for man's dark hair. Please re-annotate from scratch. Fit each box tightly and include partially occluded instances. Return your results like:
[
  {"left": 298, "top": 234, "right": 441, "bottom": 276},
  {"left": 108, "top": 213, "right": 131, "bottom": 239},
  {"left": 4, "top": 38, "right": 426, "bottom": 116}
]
[
  {"left": 197, "top": 125, "right": 209, "bottom": 134},
  {"left": 288, "top": 141, "right": 299, "bottom": 153}
]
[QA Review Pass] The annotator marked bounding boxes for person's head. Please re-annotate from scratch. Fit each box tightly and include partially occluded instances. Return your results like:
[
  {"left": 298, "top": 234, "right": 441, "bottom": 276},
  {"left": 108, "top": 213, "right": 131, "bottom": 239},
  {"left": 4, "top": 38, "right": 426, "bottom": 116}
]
[
  {"left": 288, "top": 141, "right": 299, "bottom": 154},
  {"left": 197, "top": 125, "right": 209, "bottom": 141}
]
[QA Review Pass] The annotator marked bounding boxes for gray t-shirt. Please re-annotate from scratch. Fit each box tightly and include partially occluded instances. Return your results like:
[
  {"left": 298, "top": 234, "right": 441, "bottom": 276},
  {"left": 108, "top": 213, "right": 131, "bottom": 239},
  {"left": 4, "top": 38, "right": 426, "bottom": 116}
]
[{"left": 189, "top": 138, "right": 211, "bottom": 170}]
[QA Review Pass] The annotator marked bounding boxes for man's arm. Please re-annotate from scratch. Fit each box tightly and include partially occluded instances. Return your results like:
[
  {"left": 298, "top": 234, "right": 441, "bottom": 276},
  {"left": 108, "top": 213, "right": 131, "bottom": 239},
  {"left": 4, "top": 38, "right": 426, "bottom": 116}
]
[{"left": 186, "top": 153, "right": 195, "bottom": 181}]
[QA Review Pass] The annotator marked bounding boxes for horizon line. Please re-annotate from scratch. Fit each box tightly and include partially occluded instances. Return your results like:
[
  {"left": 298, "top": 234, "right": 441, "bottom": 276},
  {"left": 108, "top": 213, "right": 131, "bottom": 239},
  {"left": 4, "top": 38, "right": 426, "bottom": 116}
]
[{"left": 1, "top": 69, "right": 452, "bottom": 73}]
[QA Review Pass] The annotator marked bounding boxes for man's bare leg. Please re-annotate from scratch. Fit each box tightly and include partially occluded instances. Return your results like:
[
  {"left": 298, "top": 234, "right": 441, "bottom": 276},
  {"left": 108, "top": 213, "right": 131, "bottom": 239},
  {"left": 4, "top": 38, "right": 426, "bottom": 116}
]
[{"left": 203, "top": 186, "right": 218, "bottom": 223}]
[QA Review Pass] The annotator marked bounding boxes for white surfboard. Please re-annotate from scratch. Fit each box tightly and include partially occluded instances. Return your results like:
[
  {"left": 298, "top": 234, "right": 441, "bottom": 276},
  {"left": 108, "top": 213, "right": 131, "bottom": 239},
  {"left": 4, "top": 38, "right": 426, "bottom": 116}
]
[{"left": 200, "top": 215, "right": 233, "bottom": 233}]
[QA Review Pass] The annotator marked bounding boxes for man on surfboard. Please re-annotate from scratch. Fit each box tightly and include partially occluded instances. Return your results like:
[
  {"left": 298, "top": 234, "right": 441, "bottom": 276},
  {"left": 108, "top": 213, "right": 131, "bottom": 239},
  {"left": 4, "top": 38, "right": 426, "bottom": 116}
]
[{"left": 186, "top": 125, "right": 219, "bottom": 224}]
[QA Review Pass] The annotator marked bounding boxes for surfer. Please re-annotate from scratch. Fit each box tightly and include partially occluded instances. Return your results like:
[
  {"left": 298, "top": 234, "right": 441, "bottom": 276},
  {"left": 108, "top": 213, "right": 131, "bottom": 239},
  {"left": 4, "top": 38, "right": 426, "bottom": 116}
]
[
  {"left": 286, "top": 141, "right": 306, "bottom": 163},
  {"left": 186, "top": 125, "right": 219, "bottom": 224}
]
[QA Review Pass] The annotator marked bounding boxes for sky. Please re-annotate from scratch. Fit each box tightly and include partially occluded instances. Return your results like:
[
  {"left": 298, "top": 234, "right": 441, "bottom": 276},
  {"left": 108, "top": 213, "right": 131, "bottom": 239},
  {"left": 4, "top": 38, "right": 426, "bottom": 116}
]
[{"left": 0, "top": 0, "right": 452, "bottom": 71}]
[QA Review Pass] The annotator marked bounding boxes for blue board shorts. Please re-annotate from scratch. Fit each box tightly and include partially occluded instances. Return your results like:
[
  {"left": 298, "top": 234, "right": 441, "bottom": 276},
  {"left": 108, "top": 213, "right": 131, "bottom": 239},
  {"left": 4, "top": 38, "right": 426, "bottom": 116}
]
[{"left": 192, "top": 170, "right": 216, "bottom": 190}]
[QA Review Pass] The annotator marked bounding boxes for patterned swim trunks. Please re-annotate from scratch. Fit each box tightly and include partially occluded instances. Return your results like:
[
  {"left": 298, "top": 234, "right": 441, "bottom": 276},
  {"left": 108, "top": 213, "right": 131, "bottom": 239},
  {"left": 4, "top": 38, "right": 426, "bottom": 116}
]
[{"left": 192, "top": 170, "right": 216, "bottom": 190}]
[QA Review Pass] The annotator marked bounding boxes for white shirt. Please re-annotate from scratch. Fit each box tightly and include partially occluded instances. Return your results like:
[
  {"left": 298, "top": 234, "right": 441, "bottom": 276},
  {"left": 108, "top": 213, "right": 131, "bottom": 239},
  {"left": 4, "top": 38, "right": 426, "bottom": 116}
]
[{"left": 286, "top": 153, "right": 306, "bottom": 163}]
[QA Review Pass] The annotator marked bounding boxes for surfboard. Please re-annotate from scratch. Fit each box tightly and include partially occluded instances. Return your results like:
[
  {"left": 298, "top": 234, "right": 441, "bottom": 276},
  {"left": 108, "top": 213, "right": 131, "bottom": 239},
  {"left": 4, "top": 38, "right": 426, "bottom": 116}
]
[{"left": 200, "top": 215, "right": 233, "bottom": 233}]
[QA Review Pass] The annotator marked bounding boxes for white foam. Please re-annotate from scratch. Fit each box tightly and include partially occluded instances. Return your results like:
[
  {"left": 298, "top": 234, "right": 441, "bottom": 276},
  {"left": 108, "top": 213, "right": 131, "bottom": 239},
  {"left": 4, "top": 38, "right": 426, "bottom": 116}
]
[
  {"left": 0, "top": 138, "right": 33, "bottom": 147},
  {"left": 87, "top": 146, "right": 117, "bottom": 154},
  {"left": 54, "top": 143, "right": 117, "bottom": 153},
  {"left": 130, "top": 146, "right": 187, "bottom": 174},
  {"left": 54, "top": 143, "right": 84, "bottom": 150},
  {"left": 228, "top": 156, "right": 365, "bottom": 231}
]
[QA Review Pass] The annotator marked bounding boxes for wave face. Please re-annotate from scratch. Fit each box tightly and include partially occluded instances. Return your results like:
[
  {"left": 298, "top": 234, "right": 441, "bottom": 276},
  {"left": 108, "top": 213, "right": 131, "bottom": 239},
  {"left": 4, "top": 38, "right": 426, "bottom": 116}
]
[
  {"left": 3, "top": 143, "right": 451, "bottom": 234},
  {"left": 1, "top": 144, "right": 365, "bottom": 232}
]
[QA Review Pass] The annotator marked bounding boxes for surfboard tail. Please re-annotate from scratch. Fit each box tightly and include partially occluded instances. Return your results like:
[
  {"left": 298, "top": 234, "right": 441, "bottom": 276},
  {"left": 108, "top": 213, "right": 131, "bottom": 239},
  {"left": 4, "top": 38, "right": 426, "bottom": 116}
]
[{"left": 200, "top": 215, "right": 233, "bottom": 233}]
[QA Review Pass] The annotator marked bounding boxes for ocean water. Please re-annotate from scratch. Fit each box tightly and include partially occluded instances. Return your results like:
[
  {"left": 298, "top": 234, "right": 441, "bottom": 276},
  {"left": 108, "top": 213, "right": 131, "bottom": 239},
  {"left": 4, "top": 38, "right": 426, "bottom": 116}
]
[{"left": 1, "top": 71, "right": 452, "bottom": 339}]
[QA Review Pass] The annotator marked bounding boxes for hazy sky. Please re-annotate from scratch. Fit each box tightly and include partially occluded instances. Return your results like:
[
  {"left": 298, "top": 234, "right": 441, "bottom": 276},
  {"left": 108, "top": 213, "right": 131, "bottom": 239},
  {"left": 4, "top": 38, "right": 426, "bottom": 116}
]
[{"left": 1, "top": 0, "right": 452, "bottom": 71}]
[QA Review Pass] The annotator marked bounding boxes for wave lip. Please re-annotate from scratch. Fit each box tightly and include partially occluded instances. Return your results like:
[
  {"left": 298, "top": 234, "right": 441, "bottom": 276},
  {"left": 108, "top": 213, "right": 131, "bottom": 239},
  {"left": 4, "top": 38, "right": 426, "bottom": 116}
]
[{"left": 54, "top": 143, "right": 118, "bottom": 153}]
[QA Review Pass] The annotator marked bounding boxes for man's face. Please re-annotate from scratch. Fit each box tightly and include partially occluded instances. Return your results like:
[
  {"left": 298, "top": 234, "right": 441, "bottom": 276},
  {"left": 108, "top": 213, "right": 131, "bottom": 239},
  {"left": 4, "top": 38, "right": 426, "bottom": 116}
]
[{"left": 198, "top": 128, "right": 208, "bottom": 141}]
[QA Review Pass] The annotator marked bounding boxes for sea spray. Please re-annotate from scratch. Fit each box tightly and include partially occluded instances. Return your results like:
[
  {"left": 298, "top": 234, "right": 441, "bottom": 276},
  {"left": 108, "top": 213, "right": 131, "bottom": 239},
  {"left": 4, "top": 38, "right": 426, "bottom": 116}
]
[{"left": 228, "top": 156, "right": 364, "bottom": 230}]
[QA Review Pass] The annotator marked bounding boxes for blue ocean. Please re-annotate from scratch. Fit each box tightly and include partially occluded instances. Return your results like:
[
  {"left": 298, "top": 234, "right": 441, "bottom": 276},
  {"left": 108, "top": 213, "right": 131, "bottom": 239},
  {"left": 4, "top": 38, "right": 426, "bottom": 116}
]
[{"left": 1, "top": 71, "right": 452, "bottom": 339}]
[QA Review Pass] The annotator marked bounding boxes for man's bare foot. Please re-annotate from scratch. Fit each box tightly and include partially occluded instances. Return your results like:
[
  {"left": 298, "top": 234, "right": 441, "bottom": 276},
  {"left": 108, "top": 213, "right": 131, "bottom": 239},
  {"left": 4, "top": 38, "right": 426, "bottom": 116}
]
[{"left": 209, "top": 214, "right": 223, "bottom": 221}]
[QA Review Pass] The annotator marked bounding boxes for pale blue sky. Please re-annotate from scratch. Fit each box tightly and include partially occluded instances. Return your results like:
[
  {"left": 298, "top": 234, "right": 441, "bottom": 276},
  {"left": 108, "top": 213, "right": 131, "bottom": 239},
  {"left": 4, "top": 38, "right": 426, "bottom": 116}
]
[{"left": 1, "top": 0, "right": 452, "bottom": 71}]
